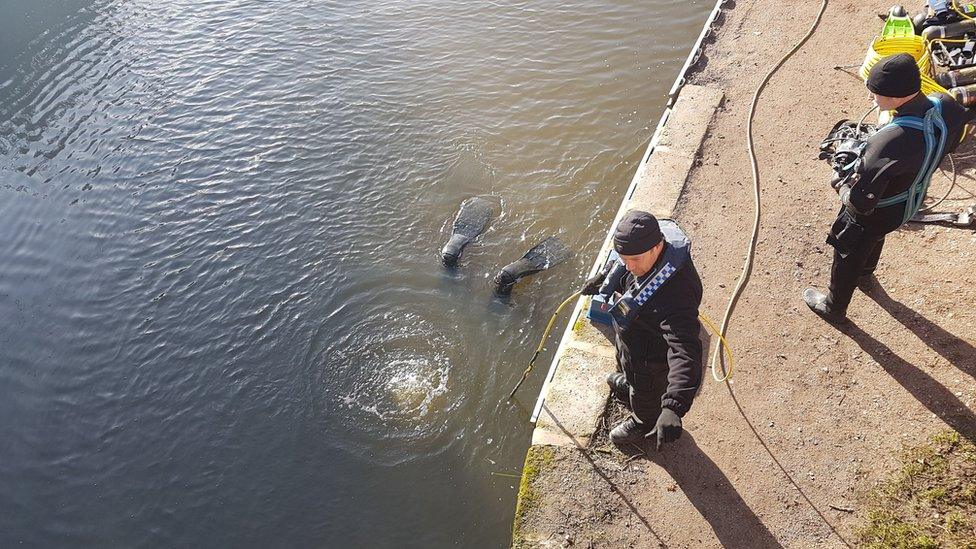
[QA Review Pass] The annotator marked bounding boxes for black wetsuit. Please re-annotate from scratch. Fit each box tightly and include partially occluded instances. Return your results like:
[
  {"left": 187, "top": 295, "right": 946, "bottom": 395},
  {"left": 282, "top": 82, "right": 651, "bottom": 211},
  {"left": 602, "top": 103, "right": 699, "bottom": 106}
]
[
  {"left": 828, "top": 93, "right": 970, "bottom": 310},
  {"left": 606, "top": 247, "right": 704, "bottom": 426}
]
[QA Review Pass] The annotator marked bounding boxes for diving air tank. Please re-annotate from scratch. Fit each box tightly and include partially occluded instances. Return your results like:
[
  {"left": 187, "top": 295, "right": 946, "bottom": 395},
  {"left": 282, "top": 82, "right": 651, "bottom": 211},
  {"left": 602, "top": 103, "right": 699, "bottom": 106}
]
[
  {"left": 937, "top": 66, "right": 976, "bottom": 87},
  {"left": 948, "top": 83, "right": 976, "bottom": 107},
  {"left": 922, "top": 18, "right": 976, "bottom": 40}
]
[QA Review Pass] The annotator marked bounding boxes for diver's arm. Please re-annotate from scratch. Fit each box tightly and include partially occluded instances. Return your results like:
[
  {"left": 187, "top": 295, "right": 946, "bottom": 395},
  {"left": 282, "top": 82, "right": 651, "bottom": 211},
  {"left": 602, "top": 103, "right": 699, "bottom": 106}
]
[
  {"left": 840, "top": 134, "right": 903, "bottom": 215},
  {"left": 656, "top": 273, "right": 703, "bottom": 417}
]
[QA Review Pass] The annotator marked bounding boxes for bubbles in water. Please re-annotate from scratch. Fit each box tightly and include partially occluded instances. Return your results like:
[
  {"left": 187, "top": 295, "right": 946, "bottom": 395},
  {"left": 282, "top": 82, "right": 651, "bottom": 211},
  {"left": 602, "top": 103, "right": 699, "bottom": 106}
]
[
  {"left": 339, "top": 353, "right": 449, "bottom": 423},
  {"left": 320, "top": 308, "right": 463, "bottom": 464}
]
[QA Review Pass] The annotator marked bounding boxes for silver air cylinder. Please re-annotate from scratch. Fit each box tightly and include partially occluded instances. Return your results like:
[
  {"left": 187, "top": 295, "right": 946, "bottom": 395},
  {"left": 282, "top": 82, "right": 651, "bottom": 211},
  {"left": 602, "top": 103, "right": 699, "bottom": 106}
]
[
  {"left": 922, "top": 19, "right": 976, "bottom": 40},
  {"left": 949, "top": 83, "right": 976, "bottom": 107},
  {"left": 936, "top": 66, "right": 976, "bottom": 87}
]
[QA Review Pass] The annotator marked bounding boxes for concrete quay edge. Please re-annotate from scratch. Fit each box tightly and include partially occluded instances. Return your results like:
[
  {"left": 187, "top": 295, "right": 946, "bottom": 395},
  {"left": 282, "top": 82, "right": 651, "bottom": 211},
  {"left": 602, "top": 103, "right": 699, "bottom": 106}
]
[
  {"left": 530, "top": 83, "right": 724, "bottom": 449},
  {"left": 513, "top": 82, "right": 723, "bottom": 547}
]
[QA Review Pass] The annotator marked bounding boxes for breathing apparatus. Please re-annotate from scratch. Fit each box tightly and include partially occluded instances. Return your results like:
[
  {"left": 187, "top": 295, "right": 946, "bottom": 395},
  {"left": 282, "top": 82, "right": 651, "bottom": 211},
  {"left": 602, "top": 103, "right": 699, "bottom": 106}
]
[{"left": 818, "top": 118, "right": 878, "bottom": 189}]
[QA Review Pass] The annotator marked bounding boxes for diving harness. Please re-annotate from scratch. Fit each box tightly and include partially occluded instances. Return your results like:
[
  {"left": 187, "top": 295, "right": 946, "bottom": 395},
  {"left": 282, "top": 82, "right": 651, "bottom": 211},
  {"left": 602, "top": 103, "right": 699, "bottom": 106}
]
[{"left": 819, "top": 95, "right": 967, "bottom": 226}]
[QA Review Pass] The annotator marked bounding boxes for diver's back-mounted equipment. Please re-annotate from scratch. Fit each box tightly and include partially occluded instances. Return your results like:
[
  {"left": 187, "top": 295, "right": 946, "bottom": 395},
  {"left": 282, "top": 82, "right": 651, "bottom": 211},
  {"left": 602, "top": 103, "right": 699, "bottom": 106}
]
[
  {"left": 875, "top": 96, "right": 949, "bottom": 224},
  {"left": 818, "top": 119, "right": 878, "bottom": 188}
]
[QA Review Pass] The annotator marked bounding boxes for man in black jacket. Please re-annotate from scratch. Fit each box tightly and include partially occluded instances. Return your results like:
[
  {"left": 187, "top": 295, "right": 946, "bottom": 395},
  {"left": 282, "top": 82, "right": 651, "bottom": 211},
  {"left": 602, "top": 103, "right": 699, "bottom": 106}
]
[
  {"left": 805, "top": 53, "right": 970, "bottom": 321},
  {"left": 581, "top": 210, "right": 703, "bottom": 448}
]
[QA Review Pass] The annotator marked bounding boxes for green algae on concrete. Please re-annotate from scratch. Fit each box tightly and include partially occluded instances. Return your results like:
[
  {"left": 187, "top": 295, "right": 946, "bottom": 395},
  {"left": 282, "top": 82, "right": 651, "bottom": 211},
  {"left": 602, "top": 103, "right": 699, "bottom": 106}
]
[
  {"left": 511, "top": 445, "right": 555, "bottom": 548},
  {"left": 858, "top": 430, "right": 976, "bottom": 549}
]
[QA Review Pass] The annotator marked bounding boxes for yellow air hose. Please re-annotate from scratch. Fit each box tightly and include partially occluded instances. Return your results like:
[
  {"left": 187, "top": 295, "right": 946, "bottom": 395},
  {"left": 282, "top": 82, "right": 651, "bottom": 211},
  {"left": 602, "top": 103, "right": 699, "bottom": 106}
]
[
  {"left": 953, "top": 0, "right": 975, "bottom": 19},
  {"left": 508, "top": 291, "right": 736, "bottom": 398},
  {"left": 508, "top": 292, "right": 580, "bottom": 399}
]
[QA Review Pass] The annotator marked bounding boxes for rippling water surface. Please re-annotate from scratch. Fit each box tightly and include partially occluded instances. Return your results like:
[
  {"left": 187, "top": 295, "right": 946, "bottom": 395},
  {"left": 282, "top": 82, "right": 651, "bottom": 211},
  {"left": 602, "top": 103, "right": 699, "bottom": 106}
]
[{"left": 0, "top": 0, "right": 712, "bottom": 546}]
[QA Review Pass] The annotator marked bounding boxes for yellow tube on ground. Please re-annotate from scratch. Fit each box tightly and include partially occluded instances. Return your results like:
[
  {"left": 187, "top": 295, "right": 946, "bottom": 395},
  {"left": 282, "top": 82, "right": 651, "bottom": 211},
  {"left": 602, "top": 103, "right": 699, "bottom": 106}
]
[{"left": 859, "top": 35, "right": 948, "bottom": 96}]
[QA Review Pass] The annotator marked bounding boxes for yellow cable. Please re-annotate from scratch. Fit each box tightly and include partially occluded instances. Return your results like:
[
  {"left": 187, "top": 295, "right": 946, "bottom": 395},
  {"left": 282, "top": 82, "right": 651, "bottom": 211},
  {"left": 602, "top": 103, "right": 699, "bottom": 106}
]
[
  {"left": 700, "top": 312, "right": 735, "bottom": 382},
  {"left": 509, "top": 289, "right": 738, "bottom": 398},
  {"left": 860, "top": 34, "right": 947, "bottom": 95},
  {"left": 953, "top": 0, "right": 975, "bottom": 20},
  {"left": 508, "top": 292, "right": 580, "bottom": 399}
]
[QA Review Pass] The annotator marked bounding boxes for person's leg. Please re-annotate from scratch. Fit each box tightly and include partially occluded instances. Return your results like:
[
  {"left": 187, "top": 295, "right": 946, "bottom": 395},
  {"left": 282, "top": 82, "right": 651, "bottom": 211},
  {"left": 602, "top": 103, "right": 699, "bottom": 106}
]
[
  {"left": 860, "top": 236, "right": 885, "bottom": 277},
  {"left": 628, "top": 365, "right": 665, "bottom": 428},
  {"left": 606, "top": 371, "right": 630, "bottom": 405},
  {"left": 827, "top": 233, "right": 884, "bottom": 311},
  {"left": 611, "top": 359, "right": 667, "bottom": 445}
]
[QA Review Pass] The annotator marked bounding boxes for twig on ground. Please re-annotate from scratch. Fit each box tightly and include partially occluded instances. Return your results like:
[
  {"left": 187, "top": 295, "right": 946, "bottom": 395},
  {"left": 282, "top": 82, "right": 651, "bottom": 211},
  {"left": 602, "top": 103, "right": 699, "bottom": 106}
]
[
  {"left": 829, "top": 503, "right": 855, "bottom": 513},
  {"left": 491, "top": 471, "right": 522, "bottom": 479},
  {"left": 623, "top": 445, "right": 647, "bottom": 465}
]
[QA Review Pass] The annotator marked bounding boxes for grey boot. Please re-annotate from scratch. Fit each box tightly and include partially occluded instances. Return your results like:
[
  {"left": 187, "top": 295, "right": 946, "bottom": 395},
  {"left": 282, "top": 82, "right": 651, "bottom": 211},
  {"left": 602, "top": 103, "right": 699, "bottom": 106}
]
[
  {"left": 803, "top": 288, "right": 847, "bottom": 323},
  {"left": 606, "top": 372, "right": 630, "bottom": 405},
  {"left": 609, "top": 417, "right": 651, "bottom": 446}
]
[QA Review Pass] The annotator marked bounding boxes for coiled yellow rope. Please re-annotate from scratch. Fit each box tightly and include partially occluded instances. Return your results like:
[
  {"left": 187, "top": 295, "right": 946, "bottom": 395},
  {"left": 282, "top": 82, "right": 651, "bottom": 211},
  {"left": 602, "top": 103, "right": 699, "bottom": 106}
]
[{"left": 859, "top": 35, "right": 947, "bottom": 95}]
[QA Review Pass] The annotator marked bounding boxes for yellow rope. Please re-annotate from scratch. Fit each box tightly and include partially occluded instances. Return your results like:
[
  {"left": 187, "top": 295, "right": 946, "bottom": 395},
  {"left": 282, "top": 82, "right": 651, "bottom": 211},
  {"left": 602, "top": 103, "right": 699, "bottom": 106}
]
[
  {"left": 953, "top": 0, "right": 975, "bottom": 20},
  {"left": 700, "top": 312, "right": 735, "bottom": 382},
  {"left": 508, "top": 292, "right": 580, "bottom": 399},
  {"left": 859, "top": 34, "right": 948, "bottom": 95}
]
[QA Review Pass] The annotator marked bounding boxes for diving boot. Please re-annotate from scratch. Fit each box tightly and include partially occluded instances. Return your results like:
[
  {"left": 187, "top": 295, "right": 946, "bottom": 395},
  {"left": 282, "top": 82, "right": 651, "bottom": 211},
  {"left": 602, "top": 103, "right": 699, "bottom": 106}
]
[
  {"left": 609, "top": 417, "right": 652, "bottom": 446},
  {"left": 606, "top": 372, "right": 630, "bottom": 405},
  {"left": 803, "top": 288, "right": 847, "bottom": 323}
]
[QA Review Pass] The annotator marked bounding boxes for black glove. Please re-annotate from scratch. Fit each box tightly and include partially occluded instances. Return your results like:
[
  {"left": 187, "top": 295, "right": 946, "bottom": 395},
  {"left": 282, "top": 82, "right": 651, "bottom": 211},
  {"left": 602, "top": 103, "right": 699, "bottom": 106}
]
[
  {"left": 580, "top": 271, "right": 607, "bottom": 296},
  {"left": 647, "top": 408, "right": 682, "bottom": 451}
]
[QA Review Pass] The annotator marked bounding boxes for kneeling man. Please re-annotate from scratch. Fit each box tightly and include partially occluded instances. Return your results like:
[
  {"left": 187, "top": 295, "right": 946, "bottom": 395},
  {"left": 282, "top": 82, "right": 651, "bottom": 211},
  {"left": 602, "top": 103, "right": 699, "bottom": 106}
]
[{"left": 582, "top": 210, "right": 704, "bottom": 449}]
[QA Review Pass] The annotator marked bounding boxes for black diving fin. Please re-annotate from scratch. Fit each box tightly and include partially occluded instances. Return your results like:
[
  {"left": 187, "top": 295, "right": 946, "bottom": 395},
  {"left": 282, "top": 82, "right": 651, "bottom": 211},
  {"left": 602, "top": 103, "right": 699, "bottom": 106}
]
[
  {"left": 441, "top": 197, "right": 493, "bottom": 267},
  {"left": 492, "top": 236, "right": 571, "bottom": 295}
]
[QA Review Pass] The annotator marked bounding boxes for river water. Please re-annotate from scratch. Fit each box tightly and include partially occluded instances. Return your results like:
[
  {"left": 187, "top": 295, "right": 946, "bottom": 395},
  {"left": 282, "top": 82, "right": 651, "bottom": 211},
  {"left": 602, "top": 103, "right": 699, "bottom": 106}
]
[{"left": 0, "top": 1, "right": 712, "bottom": 546}]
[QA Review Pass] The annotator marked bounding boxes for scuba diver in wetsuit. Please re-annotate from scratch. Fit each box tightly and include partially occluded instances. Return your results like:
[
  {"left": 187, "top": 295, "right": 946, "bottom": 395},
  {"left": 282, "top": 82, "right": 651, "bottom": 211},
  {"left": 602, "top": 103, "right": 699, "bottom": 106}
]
[
  {"left": 580, "top": 210, "right": 703, "bottom": 448},
  {"left": 804, "top": 54, "right": 971, "bottom": 321}
]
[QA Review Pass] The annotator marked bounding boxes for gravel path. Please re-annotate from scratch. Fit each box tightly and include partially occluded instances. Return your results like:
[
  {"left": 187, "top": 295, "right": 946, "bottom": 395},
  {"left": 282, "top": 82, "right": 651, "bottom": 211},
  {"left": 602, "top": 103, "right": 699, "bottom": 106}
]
[{"left": 515, "top": 1, "right": 976, "bottom": 547}]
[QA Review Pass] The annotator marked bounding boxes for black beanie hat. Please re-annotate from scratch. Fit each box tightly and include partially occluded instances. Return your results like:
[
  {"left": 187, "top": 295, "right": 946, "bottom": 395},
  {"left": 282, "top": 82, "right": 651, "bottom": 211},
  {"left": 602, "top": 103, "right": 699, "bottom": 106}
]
[
  {"left": 866, "top": 53, "right": 921, "bottom": 97},
  {"left": 613, "top": 210, "right": 663, "bottom": 255}
]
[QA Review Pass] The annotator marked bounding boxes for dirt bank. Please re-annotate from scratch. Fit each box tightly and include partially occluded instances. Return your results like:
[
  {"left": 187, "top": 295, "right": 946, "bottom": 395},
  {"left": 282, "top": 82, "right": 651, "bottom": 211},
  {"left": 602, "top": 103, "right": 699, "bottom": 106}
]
[{"left": 513, "top": 0, "right": 976, "bottom": 547}]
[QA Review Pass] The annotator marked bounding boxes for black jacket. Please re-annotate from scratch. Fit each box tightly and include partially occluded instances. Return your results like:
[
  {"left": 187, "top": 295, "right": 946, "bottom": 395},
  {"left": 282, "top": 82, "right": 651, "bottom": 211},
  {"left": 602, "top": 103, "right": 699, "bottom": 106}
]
[
  {"left": 607, "top": 248, "right": 703, "bottom": 416},
  {"left": 841, "top": 92, "right": 970, "bottom": 233}
]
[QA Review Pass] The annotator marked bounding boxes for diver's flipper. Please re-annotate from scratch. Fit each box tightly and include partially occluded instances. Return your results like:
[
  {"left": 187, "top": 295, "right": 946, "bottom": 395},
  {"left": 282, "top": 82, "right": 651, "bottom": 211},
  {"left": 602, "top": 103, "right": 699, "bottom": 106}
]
[
  {"left": 493, "top": 236, "right": 570, "bottom": 295},
  {"left": 442, "top": 197, "right": 493, "bottom": 266}
]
